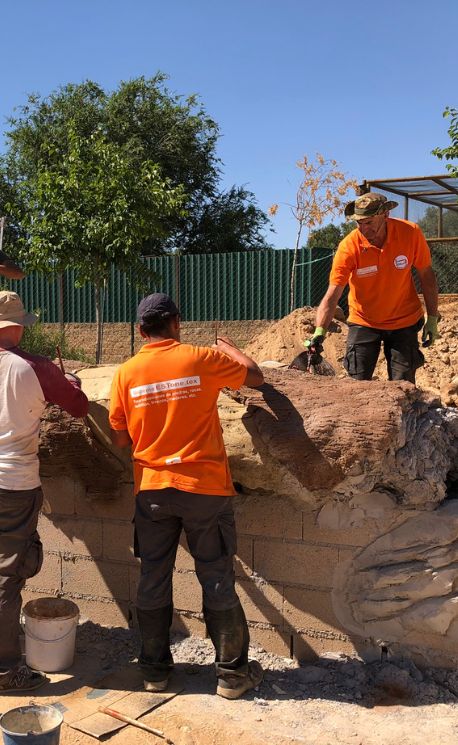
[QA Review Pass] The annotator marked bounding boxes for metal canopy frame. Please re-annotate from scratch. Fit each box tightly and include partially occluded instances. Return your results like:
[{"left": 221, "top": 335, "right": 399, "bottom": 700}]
[{"left": 363, "top": 174, "right": 458, "bottom": 241}]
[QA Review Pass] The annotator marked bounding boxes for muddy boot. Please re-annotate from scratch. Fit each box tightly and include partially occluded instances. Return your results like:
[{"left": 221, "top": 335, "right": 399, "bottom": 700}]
[
  {"left": 136, "top": 604, "right": 174, "bottom": 691},
  {"left": 204, "top": 603, "right": 263, "bottom": 699}
]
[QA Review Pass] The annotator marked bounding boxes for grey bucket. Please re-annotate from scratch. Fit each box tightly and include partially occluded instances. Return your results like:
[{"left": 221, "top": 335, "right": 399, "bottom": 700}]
[{"left": 0, "top": 705, "right": 63, "bottom": 745}]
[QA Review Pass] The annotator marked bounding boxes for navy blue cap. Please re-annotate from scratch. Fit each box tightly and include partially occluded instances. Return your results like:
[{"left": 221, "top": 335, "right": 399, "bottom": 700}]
[{"left": 137, "top": 293, "right": 179, "bottom": 323}]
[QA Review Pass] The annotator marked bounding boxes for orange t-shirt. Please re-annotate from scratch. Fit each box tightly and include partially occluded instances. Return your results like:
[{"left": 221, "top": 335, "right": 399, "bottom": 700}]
[
  {"left": 330, "top": 218, "right": 432, "bottom": 330},
  {"left": 109, "top": 340, "right": 247, "bottom": 496}
]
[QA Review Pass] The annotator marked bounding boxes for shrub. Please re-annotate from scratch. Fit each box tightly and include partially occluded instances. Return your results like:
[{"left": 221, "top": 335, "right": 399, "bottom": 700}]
[{"left": 21, "top": 320, "right": 94, "bottom": 363}]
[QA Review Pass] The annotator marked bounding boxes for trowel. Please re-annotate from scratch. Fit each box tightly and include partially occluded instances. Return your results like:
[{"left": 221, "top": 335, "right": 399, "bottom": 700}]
[{"left": 289, "top": 344, "right": 335, "bottom": 376}]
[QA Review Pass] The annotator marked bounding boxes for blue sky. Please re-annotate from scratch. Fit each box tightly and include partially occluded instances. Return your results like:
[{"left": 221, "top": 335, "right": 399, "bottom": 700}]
[{"left": 0, "top": 0, "right": 456, "bottom": 247}]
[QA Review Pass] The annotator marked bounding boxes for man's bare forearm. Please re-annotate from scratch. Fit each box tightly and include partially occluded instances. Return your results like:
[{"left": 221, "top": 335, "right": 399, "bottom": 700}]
[
  {"left": 214, "top": 337, "right": 264, "bottom": 387},
  {"left": 419, "top": 267, "right": 439, "bottom": 316},
  {"left": 315, "top": 285, "right": 344, "bottom": 330}
]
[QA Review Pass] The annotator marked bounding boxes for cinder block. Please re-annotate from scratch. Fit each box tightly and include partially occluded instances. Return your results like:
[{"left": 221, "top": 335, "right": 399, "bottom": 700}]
[
  {"left": 102, "top": 521, "right": 137, "bottom": 564},
  {"left": 173, "top": 571, "right": 202, "bottom": 613},
  {"left": 236, "top": 579, "right": 284, "bottom": 626},
  {"left": 176, "top": 532, "right": 253, "bottom": 577},
  {"left": 75, "top": 483, "right": 136, "bottom": 521},
  {"left": 129, "top": 565, "right": 141, "bottom": 603},
  {"left": 42, "top": 476, "right": 83, "bottom": 516},
  {"left": 21, "top": 588, "right": 50, "bottom": 608},
  {"left": 62, "top": 557, "right": 130, "bottom": 602},
  {"left": 234, "top": 494, "right": 302, "bottom": 539},
  {"left": 293, "top": 633, "right": 360, "bottom": 662},
  {"left": 38, "top": 514, "right": 103, "bottom": 558},
  {"left": 254, "top": 540, "right": 339, "bottom": 588},
  {"left": 75, "top": 596, "right": 130, "bottom": 627},
  {"left": 283, "top": 587, "right": 344, "bottom": 635},
  {"left": 338, "top": 547, "right": 357, "bottom": 565},
  {"left": 26, "top": 553, "right": 61, "bottom": 593},
  {"left": 302, "top": 509, "right": 377, "bottom": 548},
  {"left": 172, "top": 612, "right": 206, "bottom": 639},
  {"left": 235, "top": 535, "right": 253, "bottom": 577},
  {"left": 248, "top": 626, "right": 291, "bottom": 658}
]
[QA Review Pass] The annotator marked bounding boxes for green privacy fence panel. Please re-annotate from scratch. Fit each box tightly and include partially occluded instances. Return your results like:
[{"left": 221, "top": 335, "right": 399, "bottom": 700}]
[{"left": 5, "top": 247, "right": 335, "bottom": 322}]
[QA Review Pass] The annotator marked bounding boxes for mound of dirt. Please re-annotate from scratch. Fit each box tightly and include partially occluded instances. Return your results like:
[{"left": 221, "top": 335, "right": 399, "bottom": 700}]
[
  {"left": 415, "top": 297, "right": 458, "bottom": 403},
  {"left": 244, "top": 307, "right": 348, "bottom": 375},
  {"left": 245, "top": 298, "right": 458, "bottom": 403}
]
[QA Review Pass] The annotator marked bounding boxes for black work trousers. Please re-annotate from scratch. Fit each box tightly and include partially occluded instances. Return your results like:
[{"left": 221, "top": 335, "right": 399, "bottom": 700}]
[
  {"left": 134, "top": 488, "right": 249, "bottom": 682},
  {"left": 344, "top": 319, "right": 425, "bottom": 383},
  {"left": 0, "top": 487, "right": 43, "bottom": 672}
]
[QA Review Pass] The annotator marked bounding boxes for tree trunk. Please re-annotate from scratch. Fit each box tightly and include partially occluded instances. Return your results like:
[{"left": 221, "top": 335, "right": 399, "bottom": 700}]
[
  {"left": 95, "top": 280, "right": 106, "bottom": 365},
  {"left": 289, "top": 221, "right": 304, "bottom": 313}
]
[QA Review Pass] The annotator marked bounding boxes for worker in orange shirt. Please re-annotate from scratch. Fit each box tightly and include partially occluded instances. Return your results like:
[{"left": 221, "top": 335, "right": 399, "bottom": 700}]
[
  {"left": 109, "top": 293, "right": 264, "bottom": 700},
  {"left": 305, "top": 193, "right": 439, "bottom": 383}
]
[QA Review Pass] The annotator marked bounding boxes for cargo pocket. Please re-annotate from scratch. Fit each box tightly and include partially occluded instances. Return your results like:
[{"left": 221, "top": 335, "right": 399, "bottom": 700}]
[
  {"left": 343, "top": 345, "right": 358, "bottom": 376},
  {"left": 217, "top": 508, "right": 237, "bottom": 558},
  {"left": 17, "top": 532, "right": 43, "bottom": 579}
]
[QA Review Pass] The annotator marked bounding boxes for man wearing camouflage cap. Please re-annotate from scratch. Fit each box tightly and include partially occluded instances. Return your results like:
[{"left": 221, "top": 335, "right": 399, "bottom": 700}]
[{"left": 306, "top": 192, "right": 439, "bottom": 383}]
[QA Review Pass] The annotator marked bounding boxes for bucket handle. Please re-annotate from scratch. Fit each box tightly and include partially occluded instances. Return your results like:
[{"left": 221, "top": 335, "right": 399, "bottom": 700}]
[{"left": 25, "top": 625, "right": 76, "bottom": 644}]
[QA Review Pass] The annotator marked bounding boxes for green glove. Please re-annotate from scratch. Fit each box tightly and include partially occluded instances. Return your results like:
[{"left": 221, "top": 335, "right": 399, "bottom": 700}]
[
  {"left": 421, "top": 315, "right": 440, "bottom": 347},
  {"left": 304, "top": 326, "right": 327, "bottom": 353}
]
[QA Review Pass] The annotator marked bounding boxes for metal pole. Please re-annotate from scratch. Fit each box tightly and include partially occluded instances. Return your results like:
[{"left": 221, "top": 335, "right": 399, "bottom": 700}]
[
  {"left": 438, "top": 206, "right": 443, "bottom": 238},
  {"left": 58, "top": 272, "right": 65, "bottom": 332},
  {"left": 404, "top": 196, "right": 409, "bottom": 221},
  {"left": 174, "top": 252, "right": 181, "bottom": 311}
]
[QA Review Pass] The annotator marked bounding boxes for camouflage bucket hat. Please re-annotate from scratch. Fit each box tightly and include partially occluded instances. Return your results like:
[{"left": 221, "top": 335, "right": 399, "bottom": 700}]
[{"left": 344, "top": 192, "right": 398, "bottom": 221}]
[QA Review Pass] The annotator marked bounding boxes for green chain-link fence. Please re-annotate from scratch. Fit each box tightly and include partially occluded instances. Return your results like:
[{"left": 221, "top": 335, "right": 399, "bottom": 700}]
[{"left": 4, "top": 247, "right": 335, "bottom": 323}]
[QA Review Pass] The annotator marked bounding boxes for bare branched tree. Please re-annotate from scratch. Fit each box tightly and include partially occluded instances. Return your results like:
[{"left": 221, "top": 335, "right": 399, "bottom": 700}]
[{"left": 270, "top": 154, "right": 356, "bottom": 312}]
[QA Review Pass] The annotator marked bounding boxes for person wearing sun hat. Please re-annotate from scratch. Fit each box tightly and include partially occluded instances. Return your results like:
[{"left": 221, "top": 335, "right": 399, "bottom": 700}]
[
  {"left": 305, "top": 192, "right": 439, "bottom": 383},
  {"left": 0, "top": 291, "right": 88, "bottom": 693}
]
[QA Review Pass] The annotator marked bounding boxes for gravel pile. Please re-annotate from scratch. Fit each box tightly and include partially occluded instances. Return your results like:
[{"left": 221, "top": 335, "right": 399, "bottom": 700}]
[{"left": 74, "top": 621, "right": 458, "bottom": 706}]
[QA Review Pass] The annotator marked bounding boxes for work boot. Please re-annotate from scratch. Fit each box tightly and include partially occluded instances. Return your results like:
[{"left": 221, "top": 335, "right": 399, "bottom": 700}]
[
  {"left": 216, "top": 660, "right": 264, "bottom": 700},
  {"left": 0, "top": 664, "right": 48, "bottom": 693},
  {"left": 136, "top": 604, "right": 174, "bottom": 691},
  {"left": 204, "top": 602, "right": 263, "bottom": 699}
]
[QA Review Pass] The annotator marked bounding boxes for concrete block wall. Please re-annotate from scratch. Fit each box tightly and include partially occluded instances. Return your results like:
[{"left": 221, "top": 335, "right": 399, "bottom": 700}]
[
  {"left": 43, "top": 320, "right": 273, "bottom": 364},
  {"left": 24, "top": 475, "right": 376, "bottom": 662}
]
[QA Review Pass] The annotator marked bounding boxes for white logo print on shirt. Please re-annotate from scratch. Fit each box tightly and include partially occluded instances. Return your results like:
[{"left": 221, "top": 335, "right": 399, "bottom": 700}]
[{"left": 394, "top": 255, "right": 409, "bottom": 269}]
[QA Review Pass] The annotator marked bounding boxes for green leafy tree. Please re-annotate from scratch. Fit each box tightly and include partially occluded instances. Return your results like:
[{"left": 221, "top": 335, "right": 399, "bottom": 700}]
[
  {"left": 417, "top": 205, "right": 458, "bottom": 239},
  {"left": 181, "top": 186, "right": 271, "bottom": 254},
  {"left": 306, "top": 221, "right": 354, "bottom": 250},
  {"left": 12, "top": 124, "right": 185, "bottom": 361},
  {"left": 3, "top": 76, "right": 269, "bottom": 256},
  {"left": 432, "top": 107, "right": 458, "bottom": 172}
]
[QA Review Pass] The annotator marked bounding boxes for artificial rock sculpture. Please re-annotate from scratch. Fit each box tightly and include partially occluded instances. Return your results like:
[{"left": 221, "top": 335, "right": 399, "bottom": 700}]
[{"left": 38, "top": 364, "right": 458, "bottom": 665}]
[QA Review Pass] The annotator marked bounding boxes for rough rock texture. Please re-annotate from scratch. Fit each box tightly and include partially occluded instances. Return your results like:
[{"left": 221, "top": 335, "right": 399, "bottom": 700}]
[
  {"left": 39, "top": 365, "right": 131, "bottom": 493},
  {"left": 333, "top": 499, "right": 458, "bottom": 667},
  {"left": 37, "top": 360, "right": 458, "bottom": 668},
  {"left": 225, "top": 368, "right": 458, "bottom": 509}
]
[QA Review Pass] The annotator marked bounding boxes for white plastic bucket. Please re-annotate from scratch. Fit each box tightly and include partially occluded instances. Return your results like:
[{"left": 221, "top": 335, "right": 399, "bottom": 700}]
[{"left": 23, "top": 598, "right": 79, "bottom": 672}]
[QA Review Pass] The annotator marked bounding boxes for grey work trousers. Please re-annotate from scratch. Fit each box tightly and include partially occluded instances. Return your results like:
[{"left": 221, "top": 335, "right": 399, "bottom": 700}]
[
  {"left": 344, "top": 319, "right": 425, "bottom": 383},
  {"left": 134, "top": 488, "right": 249, "bottom": 682},
  {"left": 0, "top": 487, "right": 43, "bottom": 671},
  {"left": 134, "top": 488, "right": 240, "bottom": 612}
]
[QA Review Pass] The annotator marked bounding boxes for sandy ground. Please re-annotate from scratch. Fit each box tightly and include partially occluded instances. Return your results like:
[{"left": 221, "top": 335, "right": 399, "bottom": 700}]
[{"left": 2, "top": 624, "right": 458, "bottom": 745}]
